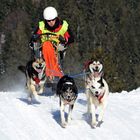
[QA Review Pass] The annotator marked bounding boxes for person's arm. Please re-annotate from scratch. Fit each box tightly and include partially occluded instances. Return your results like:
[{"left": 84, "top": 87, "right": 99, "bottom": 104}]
[
  {"left": 29, "top": 26, "right": 41, "bottom": 49},
  {"left": 31, "top": 26, "right": 42, "bottom": 41},
  {"left": 64, "top": 27, "right": 74, "bottom": 45},
  {"left": 57, "top": 27, "right": 74, "bottom": 52}
]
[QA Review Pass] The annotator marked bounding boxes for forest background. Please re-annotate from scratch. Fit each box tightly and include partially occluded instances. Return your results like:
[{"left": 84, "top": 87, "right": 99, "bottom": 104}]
[{"left": 0, "top": 0, "right": 140, "bottom": 92}]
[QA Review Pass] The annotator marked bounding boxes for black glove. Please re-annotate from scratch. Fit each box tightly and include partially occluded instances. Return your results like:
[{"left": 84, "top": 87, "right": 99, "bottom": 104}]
[
  {"left": 31, "top": 34, "right": 40, "bottom": 42},
  {"left": 29, "top": 34, "right": 40, "bottom": 49},
  {"left": 58, "top": 35, "right": 66, "bottom": 44}
]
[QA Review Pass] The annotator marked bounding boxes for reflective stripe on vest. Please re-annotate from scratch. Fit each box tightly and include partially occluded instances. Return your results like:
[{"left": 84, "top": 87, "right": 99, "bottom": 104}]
[{"left": 39, "top": 20, "right": 68, "bottom": 43}]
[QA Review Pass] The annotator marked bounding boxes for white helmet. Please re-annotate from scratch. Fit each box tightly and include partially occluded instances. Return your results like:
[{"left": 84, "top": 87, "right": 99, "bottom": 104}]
[{"left": 43, "top": 6, "right": 58, "bottom": 20}]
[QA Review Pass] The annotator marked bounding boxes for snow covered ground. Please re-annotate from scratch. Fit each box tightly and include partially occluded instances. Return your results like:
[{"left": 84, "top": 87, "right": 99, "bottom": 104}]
[{"left": 0, "top": 87, "right": 140, "bottom": 140}]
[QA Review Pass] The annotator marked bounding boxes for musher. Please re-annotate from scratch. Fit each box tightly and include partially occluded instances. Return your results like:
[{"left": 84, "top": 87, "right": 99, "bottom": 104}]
[{"left": 29, "top": 6, "right": 74, "bottom": 80}]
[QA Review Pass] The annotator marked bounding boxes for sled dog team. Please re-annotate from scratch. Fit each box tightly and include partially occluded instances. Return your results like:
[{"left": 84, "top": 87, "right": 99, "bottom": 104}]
[{"left": 22, "top": 56, "right": 109, "bottom": 128}]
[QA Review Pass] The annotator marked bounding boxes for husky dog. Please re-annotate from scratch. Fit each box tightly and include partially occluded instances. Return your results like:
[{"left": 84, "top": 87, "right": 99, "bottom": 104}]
[
  {"left": 18, "top": 50, "right": 46, "bottom": 103},
  {"left": 84, "top": 60, "right": 103, "bottom": 78},
  {"left": 89, "top": 61, "right": 103, "bottom": 77},
  {"left": 85, "top": 74, "right": 109, "bottom": 128},
  {"left": 56, "top": 75, "right": 78, "bottom": 128}
]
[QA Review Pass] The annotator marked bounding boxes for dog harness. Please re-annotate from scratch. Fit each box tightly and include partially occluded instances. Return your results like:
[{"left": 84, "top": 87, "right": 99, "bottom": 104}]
[
  {"left": 96, "top": 92, "right": 105, "bottom": 103},
  {"left": 32, "top": 60, "right": 46, "bottom": 84},
  {"left": 33, "top": 77, "right": 40, "bottom": 84},
  {"left": 33, "top": 74, "right": 46, "bottom": 85},
  {"left": 87, "top": 88, "right": 105, "bottom": 103}
]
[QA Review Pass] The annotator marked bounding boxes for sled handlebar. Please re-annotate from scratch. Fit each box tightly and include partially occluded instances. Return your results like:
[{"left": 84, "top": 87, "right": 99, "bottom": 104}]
[
  {"left": 32, "top": 33, "right": 58, "bottom": 40},
  {"left": 32, "top": 32, "right": 66, "bottom": 45}
]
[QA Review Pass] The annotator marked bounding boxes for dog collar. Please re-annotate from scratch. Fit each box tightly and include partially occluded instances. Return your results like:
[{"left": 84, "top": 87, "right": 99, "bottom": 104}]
[
  {"left": 97, "top": 91, "right": 105, "bottom": 103},
  {"left": 33, "top": 77, "right": 40, "bottom": 84},
  {"left": 88, "top": 88, "right": 105, "bottom": 103},
  {"left": 97, "top": 93, "right": 104, "bottom": 103}
]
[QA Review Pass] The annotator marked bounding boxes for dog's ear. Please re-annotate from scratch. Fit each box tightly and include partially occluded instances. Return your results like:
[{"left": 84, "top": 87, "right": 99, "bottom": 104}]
[
  {"left": 61, "top": 75, "right": 69, "bottom": 82},
  {"left": 89, "top": 63, "right": 94, "bottom": 73}
]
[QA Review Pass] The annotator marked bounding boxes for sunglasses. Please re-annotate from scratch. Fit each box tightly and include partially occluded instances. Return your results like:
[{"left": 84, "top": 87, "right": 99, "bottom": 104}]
[{"left": 46, "top": 18, "right": 56, "bottom": 22}]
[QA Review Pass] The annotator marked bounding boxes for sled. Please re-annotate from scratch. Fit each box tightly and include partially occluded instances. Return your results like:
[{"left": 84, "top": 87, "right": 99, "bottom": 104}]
[{"left": 31, "top": 33, "right": 66, "bottom": 92}]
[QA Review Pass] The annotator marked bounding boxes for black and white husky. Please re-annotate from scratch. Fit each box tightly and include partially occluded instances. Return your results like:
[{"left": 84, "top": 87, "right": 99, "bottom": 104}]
[
  {"left": 85, "top": 61, "right": 109, "bottom": 128},
  {"left": 86, "top": 76, "right": 109, "bottom": 128},
  {"left": 18, "top": 50, "right": 46, "bottom": 103},
  {"left": 84, "top": 60, "right": 103, "bottom": 78},
  {"left": 56, "top": 75, "right": 78, "bottom": 128}
]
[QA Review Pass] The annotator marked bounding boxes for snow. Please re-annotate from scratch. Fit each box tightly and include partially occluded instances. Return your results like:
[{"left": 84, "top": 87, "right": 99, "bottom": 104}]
[{"left": 0, "top": 87, "right": 140, "bottom": 140}]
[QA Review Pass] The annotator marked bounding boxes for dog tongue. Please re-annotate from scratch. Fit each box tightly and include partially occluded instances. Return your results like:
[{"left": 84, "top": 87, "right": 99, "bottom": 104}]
[
  {"left": 94, "top": 72, "right": 99, "bottom": 77},
  {"left": 37, "top": 69, "right": 42, "bottom": 73}
]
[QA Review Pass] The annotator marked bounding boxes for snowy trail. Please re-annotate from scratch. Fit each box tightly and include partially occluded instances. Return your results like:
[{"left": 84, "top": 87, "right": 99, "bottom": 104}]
[{"left": 0, "top": 88, "right": 140, "bottom": 140}]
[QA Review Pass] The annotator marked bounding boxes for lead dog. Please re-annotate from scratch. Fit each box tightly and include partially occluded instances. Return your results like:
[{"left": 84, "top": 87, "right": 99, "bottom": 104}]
[
  {"left": 56, "top": 75, "right": 78, "bottom": 128},
  {"left": 84, "top": 60, "right": 103, "bottom": 78},
  {"left": 18, "top": 50, "right": 46, "bottom": 103},
  {"left": 85, "top": 60, "right": 109, "bottom": 128}
]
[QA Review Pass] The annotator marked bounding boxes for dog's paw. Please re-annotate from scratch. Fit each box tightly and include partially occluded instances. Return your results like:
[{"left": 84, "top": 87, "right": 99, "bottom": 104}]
[
  {"left": 91, "top": 124, "right": 97, "bottom": 129},
  {"left": 97, "top": 121, "right": 104, "bottom": 127},
  {"left": 61, "top": 122, "right": 67, "bottom": 128},
  {"left": 91, "top": 122, "right": 98, "bottom": 128}
]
